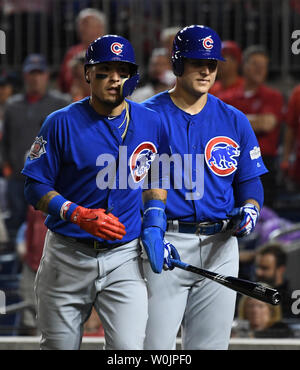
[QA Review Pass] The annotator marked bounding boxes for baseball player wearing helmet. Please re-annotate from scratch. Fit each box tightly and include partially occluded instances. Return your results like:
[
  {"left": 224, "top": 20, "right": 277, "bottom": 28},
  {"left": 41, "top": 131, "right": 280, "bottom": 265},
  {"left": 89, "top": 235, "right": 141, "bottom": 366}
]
[
  {"left": 141, "top": 25, "right": 268, "bottom": 350},
  {"left": 22, "top": 35, "right": 169, "bottom": 350}
]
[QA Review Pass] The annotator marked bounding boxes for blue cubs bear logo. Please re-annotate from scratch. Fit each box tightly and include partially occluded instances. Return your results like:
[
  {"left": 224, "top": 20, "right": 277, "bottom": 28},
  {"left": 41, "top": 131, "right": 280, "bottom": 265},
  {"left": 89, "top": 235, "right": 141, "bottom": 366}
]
[
  {"left": 130, "top": 142, "right": 157, "bottom": 182},
  {"left": 205, "top": 136, "right": 240, "bottom": 176},
  {"left": 133, "top": 149, "right": 156, "bottom": 177},
  {"left": 208, "top": 145, "right": 240, "bottom": 169}
]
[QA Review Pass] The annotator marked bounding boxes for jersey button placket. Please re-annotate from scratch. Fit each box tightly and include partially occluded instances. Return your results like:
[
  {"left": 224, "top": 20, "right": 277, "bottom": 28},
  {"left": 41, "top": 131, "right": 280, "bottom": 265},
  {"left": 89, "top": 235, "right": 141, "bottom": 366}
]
[{"left": 189, "top": 121, "right": 201, "bottom": 221}]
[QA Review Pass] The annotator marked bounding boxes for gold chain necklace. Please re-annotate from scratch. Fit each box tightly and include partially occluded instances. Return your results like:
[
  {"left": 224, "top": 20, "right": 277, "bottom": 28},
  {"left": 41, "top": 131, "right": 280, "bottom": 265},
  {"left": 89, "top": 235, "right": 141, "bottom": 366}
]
[{"left": 118, "top": 101, "right": 130, "bottom": 140}]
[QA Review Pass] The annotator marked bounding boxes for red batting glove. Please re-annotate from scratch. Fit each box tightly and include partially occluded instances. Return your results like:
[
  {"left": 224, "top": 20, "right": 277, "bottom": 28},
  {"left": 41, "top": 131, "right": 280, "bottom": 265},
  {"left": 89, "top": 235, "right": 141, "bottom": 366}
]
[{"left": 70, "top": 206, "right": 126, "bottom": 240}]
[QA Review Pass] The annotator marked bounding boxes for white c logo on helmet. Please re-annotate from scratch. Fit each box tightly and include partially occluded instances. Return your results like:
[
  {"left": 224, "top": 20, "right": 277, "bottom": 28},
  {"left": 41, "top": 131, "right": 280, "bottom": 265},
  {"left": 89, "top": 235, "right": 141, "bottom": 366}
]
[
  {"left": 111, "top": 42, "right": 123, "bottom": 55},
  {"left": 203, "top": 36, "right": 214, "bottom": 50}
]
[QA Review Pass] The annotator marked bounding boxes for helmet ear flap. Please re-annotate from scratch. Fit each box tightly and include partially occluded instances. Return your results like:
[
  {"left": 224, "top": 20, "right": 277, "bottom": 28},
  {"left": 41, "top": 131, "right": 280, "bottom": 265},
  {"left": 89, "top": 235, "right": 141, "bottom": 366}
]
[
  {"left": 120, "top": 74, "right": 139, "bottom": 98},
  {"left": 172, "top": 55, "right": 184, "bottom": 77}
]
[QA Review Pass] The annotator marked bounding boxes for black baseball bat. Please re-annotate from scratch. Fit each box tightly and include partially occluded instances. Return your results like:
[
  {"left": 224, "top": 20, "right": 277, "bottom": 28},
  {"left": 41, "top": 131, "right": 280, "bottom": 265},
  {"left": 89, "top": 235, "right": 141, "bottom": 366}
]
[{"left": 170, "top": 259, "right": 281, "bottom": 305}]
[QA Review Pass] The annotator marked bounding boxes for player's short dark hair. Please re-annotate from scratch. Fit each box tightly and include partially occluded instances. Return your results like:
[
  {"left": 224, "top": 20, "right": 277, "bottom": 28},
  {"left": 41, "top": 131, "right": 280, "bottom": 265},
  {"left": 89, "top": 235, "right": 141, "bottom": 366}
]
[
  {"left": 242, "top": 45, "right": 269, "bottom": 64},
  {"left": 257, "top": 242, "right": 287, "bottom": 268}
]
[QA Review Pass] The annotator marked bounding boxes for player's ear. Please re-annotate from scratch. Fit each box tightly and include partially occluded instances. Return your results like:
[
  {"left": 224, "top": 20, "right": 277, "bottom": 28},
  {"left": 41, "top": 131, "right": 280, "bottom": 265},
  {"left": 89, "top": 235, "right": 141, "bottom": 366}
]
[{"left": 85, "top": 66, "right": 91, "bottom": 84}]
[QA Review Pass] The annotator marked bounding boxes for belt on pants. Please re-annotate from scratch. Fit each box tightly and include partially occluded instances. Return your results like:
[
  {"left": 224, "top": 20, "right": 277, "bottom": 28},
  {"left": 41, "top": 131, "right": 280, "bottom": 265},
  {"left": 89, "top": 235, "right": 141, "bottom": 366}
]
[
  {"left": 167, "top": 219, "right": 231, "bottom": 235},
  {"left": 64, "top": 236, "right": 128, "bottom": 251}
]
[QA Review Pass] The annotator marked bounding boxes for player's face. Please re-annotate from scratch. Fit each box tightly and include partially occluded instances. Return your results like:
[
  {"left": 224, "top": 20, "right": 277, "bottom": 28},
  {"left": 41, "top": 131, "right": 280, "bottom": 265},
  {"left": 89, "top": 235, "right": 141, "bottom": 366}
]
[
  {"left": 255, "top": 254, "right": 277, "bottom": 285},
  {"left": 87, "top": 62, "right": 131, "bottom": 107},
  {"left": 179, "top": 59, "right": 218, "bottom": 97}
]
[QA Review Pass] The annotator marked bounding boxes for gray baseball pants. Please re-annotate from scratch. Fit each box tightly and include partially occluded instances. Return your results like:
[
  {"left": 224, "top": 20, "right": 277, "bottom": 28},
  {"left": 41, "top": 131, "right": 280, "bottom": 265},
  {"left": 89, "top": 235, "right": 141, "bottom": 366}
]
[
  {"left": 35, "top": 230, "right": 148, "bottom": 350},
  {"left": 142, "top": 230, "right": 239, "bottom": 350}
]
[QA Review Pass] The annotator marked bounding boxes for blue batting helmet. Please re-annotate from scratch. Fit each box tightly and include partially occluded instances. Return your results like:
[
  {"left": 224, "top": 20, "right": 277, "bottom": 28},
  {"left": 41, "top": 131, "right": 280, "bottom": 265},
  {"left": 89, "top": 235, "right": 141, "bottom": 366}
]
[
  {"left": 85, "top": 35, "right": 139, "bottom": 97},
  {"left": 172, "top": 25, "right": 225, "bottom": 76}
]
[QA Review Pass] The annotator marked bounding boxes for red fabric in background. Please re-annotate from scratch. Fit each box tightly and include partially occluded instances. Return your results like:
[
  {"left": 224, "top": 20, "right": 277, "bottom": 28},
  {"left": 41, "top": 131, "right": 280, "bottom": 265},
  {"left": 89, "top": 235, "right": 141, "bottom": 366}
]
[{"left": 24, "top": 205, "right": 47, "bottom": 272}]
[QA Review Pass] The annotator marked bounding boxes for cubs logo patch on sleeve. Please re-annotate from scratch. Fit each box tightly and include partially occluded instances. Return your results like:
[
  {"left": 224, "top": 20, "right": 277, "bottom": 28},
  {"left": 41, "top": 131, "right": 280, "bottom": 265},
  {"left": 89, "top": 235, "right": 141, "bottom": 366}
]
[
  {"left": 29, "top": 136, "right": 47, "bottom": 160},
  {"left": 205, "top": 136, "right": 240, "bottom": 176},
  {"left": 130, "top": 142, "right": 157, "bottom": 183}
]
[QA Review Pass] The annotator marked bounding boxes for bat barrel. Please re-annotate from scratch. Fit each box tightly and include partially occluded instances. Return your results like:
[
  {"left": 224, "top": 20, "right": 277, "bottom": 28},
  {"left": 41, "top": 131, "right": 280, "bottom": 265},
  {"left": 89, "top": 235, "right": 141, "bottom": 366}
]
[
  {"left": 270, "top": 292, "right": 281, "bottom": 305},
  {"left": 170, "top": 259, "right": 281, "bottom": 306},
  {"left": 251, "top": 286, "right": 281, "bottom": 306}
]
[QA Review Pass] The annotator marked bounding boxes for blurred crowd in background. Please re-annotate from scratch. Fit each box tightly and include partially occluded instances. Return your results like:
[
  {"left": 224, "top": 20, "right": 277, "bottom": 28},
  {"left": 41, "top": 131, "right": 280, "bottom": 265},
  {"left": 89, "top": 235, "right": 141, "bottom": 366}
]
[{"left": 0, "top": 0, "right": 300, "bottom": 341}]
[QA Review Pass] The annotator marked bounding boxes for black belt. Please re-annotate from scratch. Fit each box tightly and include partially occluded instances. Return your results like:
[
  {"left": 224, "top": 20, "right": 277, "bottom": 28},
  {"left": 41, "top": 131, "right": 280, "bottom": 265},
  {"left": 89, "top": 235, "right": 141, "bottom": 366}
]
[
  {"left": 167, "top": 221, "right": 197, "bottom": 234},
  {"left": 167, "top": 220, "right": 198, "bottom": 234},
  {"left": 68, "top": 237, "right": 128, "bottom": 251},
  {"left": 167, "top": 220, "right": 230, "bottom": 235}
]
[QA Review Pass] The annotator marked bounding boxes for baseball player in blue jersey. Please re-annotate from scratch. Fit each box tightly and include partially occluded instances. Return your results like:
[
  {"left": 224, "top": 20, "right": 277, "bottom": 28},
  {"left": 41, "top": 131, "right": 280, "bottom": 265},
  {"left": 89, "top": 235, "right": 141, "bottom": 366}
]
[
  {"left": 21, "top": 35, "right": 170, "bottom": 350},
  {"left": 140, "top": 25, "right": 268, "bottom": 350}
]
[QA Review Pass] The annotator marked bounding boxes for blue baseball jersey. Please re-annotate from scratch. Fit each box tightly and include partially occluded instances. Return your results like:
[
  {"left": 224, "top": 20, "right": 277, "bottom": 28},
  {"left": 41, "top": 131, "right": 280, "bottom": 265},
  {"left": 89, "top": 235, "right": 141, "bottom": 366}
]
[
  {"left": 142, "top": 92, "right": 268, "bottom": 222},
  {"left": 22, "top": 97, "right": 168, "bottom": 242}
]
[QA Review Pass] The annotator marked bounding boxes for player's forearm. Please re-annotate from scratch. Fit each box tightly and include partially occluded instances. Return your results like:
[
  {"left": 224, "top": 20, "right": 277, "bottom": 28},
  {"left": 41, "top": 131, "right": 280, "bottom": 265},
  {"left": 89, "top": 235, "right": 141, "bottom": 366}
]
[
  {"left": 36, "top": 190, "right": 60, "bottom": 213},
  {"left": 142, "top": 189, "right": 167, "bottom": 204},
  {"left": 234, "top": 177, "right": 263, "bottom": 211},
  {"left": 25, "top": 177, "right": 59, "bottom": 212},
  {"left": 24, "top": 177, "right": 126, "bottom": 240},
  {"left": 24, "top": 177, "right": 77, "bottom": 220}
]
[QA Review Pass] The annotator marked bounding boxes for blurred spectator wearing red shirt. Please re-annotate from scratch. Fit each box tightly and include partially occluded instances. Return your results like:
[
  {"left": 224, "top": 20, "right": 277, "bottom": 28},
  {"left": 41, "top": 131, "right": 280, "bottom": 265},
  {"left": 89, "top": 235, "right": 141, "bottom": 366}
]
[
  {"left": 58, "top": 8, "right": 107, "bottom": 93},
  {"left": 223, "top": 45, "right": 284, "bottom": 208},
  {"left": 281, "top": 85, "right": 300, "bottom": 188},
  {"left": 209, "top": 40, "right": 244, "bottom": 98}
]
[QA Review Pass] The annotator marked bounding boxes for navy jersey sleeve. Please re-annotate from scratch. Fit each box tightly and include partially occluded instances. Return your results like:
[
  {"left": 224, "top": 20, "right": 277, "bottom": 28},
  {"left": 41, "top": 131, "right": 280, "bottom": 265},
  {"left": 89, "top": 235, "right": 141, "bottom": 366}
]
[
  {"left": 22, "top": 111, "right": 64, "bottom": 186},
  {"left": 234, "top": 109, "right": 268, "bottom": 182}
]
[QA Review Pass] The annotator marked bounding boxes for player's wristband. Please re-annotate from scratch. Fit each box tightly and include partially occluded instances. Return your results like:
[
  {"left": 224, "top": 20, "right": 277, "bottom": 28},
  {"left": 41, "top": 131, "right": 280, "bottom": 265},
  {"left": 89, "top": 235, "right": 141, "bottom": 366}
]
[
  {"left": 48, "top": 195, "right": 78, "bottom": 221},
  {"left": 142, "top": 199, "right": 167, "bottom": 231},
  {"left": 24, "top": 178, "right": 78, "bottom": 221}
]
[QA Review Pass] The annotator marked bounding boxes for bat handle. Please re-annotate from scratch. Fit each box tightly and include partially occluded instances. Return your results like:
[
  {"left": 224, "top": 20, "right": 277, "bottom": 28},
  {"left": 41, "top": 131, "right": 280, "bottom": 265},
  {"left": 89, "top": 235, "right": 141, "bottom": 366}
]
[{"left": 170, "top": 258, "right": 189, "bottom": 270}]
